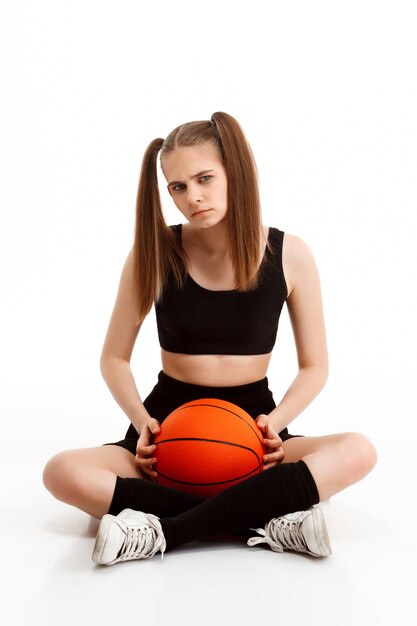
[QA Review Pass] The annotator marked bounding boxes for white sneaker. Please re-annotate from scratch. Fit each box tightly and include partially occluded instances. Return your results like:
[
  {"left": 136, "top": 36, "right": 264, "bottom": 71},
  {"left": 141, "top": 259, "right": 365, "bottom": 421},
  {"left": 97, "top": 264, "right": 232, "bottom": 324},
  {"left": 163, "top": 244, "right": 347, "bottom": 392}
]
[
  {"left": 247, "top": 506, "right": 332, "bottom": 557},
  {"left": 92, "top": 508, "right": 167, "bottom": 565}
]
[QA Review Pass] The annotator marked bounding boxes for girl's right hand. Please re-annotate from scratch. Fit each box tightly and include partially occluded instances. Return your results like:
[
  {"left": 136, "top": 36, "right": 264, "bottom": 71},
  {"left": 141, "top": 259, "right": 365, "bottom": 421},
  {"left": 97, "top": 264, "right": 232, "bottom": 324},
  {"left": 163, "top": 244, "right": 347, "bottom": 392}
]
[{"left": 135, "top": 418, "right": 161, "bottom": 482}]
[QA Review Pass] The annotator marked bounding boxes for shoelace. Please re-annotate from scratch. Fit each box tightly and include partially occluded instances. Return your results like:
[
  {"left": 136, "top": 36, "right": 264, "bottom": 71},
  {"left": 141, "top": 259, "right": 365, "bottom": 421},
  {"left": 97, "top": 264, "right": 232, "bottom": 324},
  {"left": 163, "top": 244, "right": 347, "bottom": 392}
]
[
  {"left": 247, "top": 516, "right": 308, "bottom": 553},
  {"left": 117, "top": 519, "right": 166, "bottom": 561}
]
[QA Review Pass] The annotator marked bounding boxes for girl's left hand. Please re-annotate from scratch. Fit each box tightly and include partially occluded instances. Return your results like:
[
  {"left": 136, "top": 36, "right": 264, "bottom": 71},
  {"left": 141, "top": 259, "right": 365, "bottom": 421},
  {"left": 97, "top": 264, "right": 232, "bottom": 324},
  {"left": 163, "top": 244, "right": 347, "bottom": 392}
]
[{"left": 255, "top": 414, "right": 285, "bottom": 470}]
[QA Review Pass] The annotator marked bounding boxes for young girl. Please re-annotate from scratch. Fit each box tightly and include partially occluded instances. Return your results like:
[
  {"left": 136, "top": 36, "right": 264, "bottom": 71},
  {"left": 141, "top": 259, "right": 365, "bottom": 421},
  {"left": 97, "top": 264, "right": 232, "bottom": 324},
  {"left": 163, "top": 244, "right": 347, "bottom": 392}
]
[{"left": 43, "top": 111, "right": 377, "bottom": 565}]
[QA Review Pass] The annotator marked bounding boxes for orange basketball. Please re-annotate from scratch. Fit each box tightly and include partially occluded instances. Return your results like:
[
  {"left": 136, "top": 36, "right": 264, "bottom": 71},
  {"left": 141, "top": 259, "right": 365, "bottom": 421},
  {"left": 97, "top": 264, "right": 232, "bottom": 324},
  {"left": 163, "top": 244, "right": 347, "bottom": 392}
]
[{"left": 153, "top": 398, "right": 266, "bottom": 498}]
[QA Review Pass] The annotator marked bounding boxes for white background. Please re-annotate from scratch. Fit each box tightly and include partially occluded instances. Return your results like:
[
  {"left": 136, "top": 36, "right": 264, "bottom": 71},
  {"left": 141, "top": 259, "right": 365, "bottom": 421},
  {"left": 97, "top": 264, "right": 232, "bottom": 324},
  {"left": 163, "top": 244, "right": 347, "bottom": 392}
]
[{"left": 0, "top": 1, "right": 416, "bottom": 624}]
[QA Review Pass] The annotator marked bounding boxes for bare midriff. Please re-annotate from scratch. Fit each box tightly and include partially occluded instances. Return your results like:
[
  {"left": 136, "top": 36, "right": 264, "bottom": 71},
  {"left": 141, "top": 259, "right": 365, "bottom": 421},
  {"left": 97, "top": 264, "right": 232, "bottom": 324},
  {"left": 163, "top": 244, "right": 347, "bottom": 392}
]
[{"left": 161, "top": 350, "right": 273, "bottom": 387}]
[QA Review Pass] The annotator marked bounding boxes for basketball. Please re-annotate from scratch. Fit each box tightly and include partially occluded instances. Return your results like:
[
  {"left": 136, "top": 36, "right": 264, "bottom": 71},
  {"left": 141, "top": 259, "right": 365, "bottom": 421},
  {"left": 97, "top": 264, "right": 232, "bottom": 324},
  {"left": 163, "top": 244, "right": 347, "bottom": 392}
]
[{"left": 152, "top": 398, "right": 266, "bottom": 498}]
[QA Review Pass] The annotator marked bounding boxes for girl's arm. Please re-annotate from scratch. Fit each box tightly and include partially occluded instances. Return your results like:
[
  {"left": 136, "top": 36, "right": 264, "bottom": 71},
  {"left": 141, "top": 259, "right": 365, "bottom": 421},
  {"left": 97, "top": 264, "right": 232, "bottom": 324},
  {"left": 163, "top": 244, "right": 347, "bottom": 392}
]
[
  {"left": 268, "top": 234, "right": 329, "bottom": 433},
  {"left": 100, "top": 249, "right": 152, "bottom": 433}
]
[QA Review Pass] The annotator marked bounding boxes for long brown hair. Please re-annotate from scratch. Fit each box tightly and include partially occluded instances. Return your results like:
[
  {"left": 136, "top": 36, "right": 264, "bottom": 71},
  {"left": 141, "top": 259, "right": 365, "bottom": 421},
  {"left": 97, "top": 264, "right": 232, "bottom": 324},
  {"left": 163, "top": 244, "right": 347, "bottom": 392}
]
[{"left": 132, "top": 111, "right": 275, "bottom": 325}]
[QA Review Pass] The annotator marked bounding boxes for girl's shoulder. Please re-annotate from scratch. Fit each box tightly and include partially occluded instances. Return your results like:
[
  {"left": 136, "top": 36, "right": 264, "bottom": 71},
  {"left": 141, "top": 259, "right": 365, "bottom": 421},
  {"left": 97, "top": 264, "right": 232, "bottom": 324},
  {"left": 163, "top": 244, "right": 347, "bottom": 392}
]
[{"left": 281, "top": 230, "right": 320, "bottom": 298}]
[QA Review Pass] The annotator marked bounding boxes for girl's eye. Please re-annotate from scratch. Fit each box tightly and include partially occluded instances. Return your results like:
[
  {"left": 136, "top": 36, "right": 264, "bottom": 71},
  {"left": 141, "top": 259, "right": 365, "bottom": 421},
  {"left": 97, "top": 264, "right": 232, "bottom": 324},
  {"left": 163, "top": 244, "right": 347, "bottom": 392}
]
[{"left": 172, "top": 175, "right": 212, "bottom": 192}]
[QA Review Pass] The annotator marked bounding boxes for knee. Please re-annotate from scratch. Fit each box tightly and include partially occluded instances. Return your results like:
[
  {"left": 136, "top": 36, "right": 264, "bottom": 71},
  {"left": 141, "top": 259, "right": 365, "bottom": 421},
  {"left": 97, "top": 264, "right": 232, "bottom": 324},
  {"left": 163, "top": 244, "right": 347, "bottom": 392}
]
[
  {"left": 343, "top": 432, "right": 378, "bottom": 481},
  {"left": 42, "top": 451, "right": 84, "bottom": 500}
]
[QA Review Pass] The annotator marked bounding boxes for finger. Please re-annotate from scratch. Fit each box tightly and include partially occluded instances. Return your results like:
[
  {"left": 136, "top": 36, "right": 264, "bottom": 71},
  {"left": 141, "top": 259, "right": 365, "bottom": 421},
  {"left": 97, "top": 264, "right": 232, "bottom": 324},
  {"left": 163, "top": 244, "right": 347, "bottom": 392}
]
[
  {"left": 138, "top": 458, "right": 158, "bottom": 478},
  {"left": 264, "top": 443, "right": 281, "bottom": 453},
  {"left": 141, "top": 471, "right": 156, "bottom": 482},
  {"left": 263, "top": 438, "right": 283, "bottom": 447},
  {"left": 263, "top": 449, "right": 284, "bottom": 463},
  {"left": 265, "top": 439, "right": 278, "bottom": 447},
  {"left": 135, "top": 452, "right": 157, "bottom": 467},
  {"left": 148, "top": 421, "right": 161, "bottom": 434},
  {"left": 263, "top": 453, "right": 285, "bottom": 467},
  {"left": 264, "top": 434, "right": 282, "bottom": 442},
  {"left": 140, "top": 456, "right": 157, "bottom": 468},
  {"left": 263, "top": 460, "right": 284, "bottom": 470},
  {"left": 137, "top": 444, "right": 157, "bottom": 454},
  {"left": 147, "top": 464, "right": 158, "bottom": 479}
]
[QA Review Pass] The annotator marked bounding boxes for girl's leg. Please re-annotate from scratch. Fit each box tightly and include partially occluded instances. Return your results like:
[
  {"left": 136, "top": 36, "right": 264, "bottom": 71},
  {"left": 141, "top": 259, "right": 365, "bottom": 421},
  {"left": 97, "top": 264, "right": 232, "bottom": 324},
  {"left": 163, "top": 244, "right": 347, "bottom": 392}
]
[
  {"left": 43, "top": 445, "right": 140, "bottom": 518},
  {"left": 42, "top": 445, "right": 205, "bottom": 519},
  {"left": 156, "top": 431, "right": 377, "bottom": 551},
  {"left": 281, "top": 431, "right": 378, "bottom": 501}
]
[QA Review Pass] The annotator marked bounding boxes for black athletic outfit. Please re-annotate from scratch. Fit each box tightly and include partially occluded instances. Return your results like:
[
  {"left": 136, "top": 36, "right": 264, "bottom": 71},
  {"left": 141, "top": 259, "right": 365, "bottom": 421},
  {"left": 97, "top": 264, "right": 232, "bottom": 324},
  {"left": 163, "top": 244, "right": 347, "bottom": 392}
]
[
  {"left": 103, "top": 225, "right": 302, "bottom": 454},
  {"left": 102, "top": 225, "right": 318, "bottom": 551}
]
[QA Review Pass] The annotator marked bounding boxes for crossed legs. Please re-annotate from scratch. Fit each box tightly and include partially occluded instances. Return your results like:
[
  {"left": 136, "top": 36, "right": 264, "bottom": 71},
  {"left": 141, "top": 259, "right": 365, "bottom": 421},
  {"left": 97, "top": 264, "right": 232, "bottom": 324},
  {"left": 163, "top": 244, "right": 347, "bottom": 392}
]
[{"left": 43, "top": 431, "right": 377, "bottom": 520}]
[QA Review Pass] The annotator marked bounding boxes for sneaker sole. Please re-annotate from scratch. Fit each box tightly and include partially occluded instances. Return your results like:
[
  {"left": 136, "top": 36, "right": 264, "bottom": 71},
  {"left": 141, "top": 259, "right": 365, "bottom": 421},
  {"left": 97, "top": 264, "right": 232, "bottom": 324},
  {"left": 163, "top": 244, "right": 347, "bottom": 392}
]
[
  {"left": 310, "top": 507, "right": 332, "bottom": 557},
  {"left": 92, "top": 514, "right": 114, "bottom": 565}
]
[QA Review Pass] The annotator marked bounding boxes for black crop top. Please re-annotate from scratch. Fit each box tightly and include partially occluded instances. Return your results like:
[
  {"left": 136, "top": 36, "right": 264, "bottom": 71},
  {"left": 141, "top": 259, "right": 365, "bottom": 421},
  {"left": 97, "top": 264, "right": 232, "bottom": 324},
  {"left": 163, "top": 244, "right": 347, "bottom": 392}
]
[{"left": 154, "top": 224, "right": 288, "bottom": 355}]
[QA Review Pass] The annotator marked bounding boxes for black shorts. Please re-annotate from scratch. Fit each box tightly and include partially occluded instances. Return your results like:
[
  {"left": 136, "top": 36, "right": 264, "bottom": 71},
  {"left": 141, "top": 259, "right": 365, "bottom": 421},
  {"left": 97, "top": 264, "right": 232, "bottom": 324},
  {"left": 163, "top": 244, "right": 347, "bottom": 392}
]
[{"left": 102, "top": 369, "right": 304, "bottom": 455}]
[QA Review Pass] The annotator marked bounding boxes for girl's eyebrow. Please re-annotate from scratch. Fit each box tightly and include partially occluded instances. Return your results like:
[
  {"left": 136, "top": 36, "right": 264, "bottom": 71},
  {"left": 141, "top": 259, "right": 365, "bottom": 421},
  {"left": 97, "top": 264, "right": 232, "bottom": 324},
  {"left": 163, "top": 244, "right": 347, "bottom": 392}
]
[{"left": 168, "top": 169, "right": 215, "bottom": 188}]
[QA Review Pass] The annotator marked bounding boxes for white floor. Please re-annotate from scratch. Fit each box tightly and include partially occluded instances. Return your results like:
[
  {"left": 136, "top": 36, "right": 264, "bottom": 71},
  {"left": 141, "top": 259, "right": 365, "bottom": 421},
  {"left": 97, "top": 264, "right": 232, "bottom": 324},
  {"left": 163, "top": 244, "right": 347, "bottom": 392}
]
[{"left": 1, "top": 435, "right": 415, "bottom": 626}]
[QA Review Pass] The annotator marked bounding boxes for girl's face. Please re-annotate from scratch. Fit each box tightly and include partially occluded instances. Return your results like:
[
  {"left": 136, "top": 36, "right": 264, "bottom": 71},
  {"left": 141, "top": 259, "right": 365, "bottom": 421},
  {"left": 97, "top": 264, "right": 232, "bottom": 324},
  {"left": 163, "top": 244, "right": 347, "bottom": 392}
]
[{"left": 163, "top": 143, "right": 228, "bottom": 229}]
